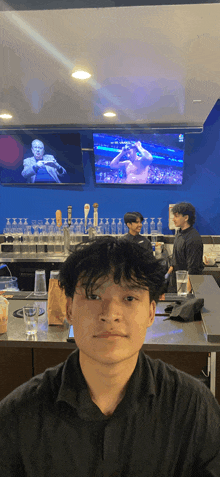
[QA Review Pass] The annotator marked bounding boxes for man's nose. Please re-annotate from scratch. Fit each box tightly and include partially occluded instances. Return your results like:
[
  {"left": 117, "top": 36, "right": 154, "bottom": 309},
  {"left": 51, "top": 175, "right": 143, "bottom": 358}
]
[{"left": 99, "top": 300, "right": 123, "bottom": 322}]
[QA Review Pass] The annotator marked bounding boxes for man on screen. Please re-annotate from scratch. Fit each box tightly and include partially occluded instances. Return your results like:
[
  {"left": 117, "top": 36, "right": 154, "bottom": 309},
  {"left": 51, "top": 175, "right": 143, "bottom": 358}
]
[
  {"left": 110, "top": 141, "right": 153, "bottom": 184},
  {"left": 21, "top": 139, "right": 67, "bottom": 183}
]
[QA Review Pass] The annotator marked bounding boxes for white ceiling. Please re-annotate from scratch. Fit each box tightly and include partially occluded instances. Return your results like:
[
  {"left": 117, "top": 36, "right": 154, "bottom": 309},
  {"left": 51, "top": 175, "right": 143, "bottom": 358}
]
[{"left": 1, "top": 2, "right": 220, "bottom": 128}]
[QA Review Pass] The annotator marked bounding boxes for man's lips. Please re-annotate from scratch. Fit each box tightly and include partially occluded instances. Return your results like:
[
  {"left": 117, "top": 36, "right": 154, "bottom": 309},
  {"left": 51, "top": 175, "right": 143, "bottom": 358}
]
[{"left": 95, "top": 332, "right": 127, "bottom": 338}]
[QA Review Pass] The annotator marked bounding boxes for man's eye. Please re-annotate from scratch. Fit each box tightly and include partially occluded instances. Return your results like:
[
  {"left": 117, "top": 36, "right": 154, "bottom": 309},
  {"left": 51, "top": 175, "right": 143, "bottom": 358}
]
[
  {"left": 125, "top": 296, "right": 136, "bottom": 302},
  {"left": 87, "top": 294, "right": 100, "bottom": 300}
]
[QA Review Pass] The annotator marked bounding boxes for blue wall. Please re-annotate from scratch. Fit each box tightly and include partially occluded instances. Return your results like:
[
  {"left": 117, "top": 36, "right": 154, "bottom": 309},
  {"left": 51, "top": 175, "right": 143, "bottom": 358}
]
[{"left": 1, "top": 102, "right": 220, "bottom": 235}]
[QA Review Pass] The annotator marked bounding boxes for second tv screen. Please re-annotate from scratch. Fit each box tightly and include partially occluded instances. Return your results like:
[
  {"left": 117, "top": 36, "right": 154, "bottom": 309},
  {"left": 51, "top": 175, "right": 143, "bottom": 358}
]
[{"left": 93, "top": 132, "right": 184, "bottom": 185}]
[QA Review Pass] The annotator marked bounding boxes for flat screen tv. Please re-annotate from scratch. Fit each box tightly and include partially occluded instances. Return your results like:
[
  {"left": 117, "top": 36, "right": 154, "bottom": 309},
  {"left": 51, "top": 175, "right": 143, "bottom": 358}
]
[
  {"left": 0, "top": 130, "right": 85, "bottom": 185},
  {"left": 93, "top": 132, "right": 184, "bottom": 185}
]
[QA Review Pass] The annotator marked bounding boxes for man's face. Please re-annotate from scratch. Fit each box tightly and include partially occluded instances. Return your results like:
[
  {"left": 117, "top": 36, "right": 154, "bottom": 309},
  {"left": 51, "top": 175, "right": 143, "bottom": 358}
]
[
  {"left": 173, "top": 212, "right": 189, "bottom": 229},
  {"left": 127, "top": 218, "right": 142, "bottom": 236},
  {"left": 126, "top": 147, "right": 136, "bottom": 162},
  {"left": 67, "top": 277, "right": 156, "bottom": 366},
  {"left": 32, "top": 140, "right": 44, "bottom": 160}
]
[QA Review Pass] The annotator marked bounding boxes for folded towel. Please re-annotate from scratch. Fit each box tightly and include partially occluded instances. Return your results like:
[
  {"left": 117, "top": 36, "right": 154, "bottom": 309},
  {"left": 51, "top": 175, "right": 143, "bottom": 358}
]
[{"left": 164, "top": 298, "right": 204, "bottom": 322}]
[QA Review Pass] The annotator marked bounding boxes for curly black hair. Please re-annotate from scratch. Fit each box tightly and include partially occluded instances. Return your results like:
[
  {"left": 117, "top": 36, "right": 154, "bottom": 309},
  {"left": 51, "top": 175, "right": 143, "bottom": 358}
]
[
  {"left": 172, "top": 202, "right": 196, "bottom": 226},
  {"left": 59, "top": 236, "right": 166, "bottom": 303}
]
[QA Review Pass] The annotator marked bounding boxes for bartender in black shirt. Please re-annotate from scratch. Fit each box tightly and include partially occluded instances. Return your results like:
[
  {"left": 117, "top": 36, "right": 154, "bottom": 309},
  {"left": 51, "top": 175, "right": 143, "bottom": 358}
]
[
  {"left": 123, "top": 211, "right": 153, "bottom": 253},
  {"left": 0, "top": 237, "right": 219, "bottom": 477},
  {"left": 166, "top": 202, "right": 204, "bottom": 293}
]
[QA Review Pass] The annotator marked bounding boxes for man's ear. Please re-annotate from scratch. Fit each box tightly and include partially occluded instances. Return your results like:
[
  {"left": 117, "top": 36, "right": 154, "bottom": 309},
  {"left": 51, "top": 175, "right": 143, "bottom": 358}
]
[
  {"left": 66, "top": 297, "right": 73, "bottom": 324},
  {"left": 148, "top": 300, "right": 156, "bottom": 327}
]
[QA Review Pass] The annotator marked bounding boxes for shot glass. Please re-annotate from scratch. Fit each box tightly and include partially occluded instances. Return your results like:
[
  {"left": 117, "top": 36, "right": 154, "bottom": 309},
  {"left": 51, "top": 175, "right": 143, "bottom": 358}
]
[
  {"left": 176, "top": 270, "right": 188, "bottom": 296},
  {"left": 34, "top": 270, "right": 47, "bottom": 296},
  {"left": 23, "top": 305, "right": 39, "bottom": 335}
]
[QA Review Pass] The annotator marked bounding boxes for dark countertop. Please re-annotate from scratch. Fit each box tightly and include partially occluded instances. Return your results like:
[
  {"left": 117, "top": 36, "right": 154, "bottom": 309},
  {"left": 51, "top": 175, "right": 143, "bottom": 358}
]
[{"left": 1, "top": 275, "right": 220, "bottom": 349}]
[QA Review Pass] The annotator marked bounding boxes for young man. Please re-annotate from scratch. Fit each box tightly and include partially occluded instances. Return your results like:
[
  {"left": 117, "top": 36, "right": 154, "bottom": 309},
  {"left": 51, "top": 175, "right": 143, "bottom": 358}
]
[
  {"left": 110, "top": 141, "right": 153, "bottom": 184},
  {"left": 124, "top": 211, "right": 152, "bottom": 252},
  {"left": 166, "top": 202, "right": 204, "bottom": 293},
  {"left": 0, "top": 237, "right": 219, "bottom": 476}
]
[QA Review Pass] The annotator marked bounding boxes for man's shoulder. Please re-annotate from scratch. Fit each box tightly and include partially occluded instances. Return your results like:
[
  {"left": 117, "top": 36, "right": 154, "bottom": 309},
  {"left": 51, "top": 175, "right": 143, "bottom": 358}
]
[
  {"left": 185, "top": 227, "right": 202, "bottom": 244},
  {"left": 0, "top": 351, "right": 78, "bottom": 415},
  {"left": 142, "top": 352, "right": 212, "bottom": 402}
]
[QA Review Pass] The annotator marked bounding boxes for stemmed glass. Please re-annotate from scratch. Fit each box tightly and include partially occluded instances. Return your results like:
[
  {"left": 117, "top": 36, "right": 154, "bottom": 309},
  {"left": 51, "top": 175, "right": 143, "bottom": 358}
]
[
  {"left": 79, "top": 218, "right": 84, "bottom": 234},
  {"left": 117, "top": 218, "right": 122, "bottom": 235},
  {"left": 104, "top": 219, "right": 110, "bottom": 235},
  {"left": 111, "top": 218, "right": 116, "bottom": 235},
  {"left": 23, "top": 218, "right": 28, "bottom": 234},
  {"left": 44, "top": 218, "right": 50, "bottom": 233},
  {"left": 143, "top": 218, "right": 148, "bottom": 235},
  {"left": 12, "top": 218, "right": 17, "bottom": 234},
  {"left": 6, "top": 218, "right": 11, "bottom": 234},
  {"left": 63, "top": 218, "right": 68, "bottom": 227},
  {"left": 99, "top": 218, "right": 104, "bottom": 234}
]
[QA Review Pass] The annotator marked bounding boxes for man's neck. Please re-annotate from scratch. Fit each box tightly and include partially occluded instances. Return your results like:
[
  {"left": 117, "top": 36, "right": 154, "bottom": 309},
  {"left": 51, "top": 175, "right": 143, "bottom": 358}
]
[
  {"left": 180, "top": 223, "right": 191, "bottom": 231},
  {"left": 128, "top": 230, "right": 139, "bottom": 236},
  {"left": 79, "top": 351, "right": 139, "bottom": 415}
]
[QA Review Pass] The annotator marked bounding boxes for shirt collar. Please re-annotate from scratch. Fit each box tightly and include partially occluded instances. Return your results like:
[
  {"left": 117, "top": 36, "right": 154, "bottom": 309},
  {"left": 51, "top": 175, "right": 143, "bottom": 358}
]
[
  {"left": 57, "top": 349, "right": 156, "bottom": 420},
  {"left": 179, "top": 225, "right": 193, "bottom": 235}
]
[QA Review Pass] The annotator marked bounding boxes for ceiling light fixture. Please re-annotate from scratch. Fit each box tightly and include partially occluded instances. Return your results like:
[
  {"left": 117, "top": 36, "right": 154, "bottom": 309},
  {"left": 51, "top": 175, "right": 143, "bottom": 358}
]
[
  {"left": 103, "top": 112, "right": 116, "bottom": 117},
  {"left": 71, "top": 70, "right": 91, "bottom": 80},
  {"left": 193, "top": 100, "right": 202, "bottom": 103},
  {"left": 0, "top": 113, "right": 13, "bottom": 119}
]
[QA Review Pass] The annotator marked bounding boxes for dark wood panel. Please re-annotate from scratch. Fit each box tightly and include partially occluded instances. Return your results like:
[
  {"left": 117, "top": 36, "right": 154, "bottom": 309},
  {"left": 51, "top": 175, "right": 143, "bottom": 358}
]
[
  {"left": 34, "top": 348, "right": 73, "bottom": 376},
  {"left": 0, "top": 347, "right": 33, "bottom": 400},
  {"left": 144, "top": 351, "right": 208, "bottom": 376}
]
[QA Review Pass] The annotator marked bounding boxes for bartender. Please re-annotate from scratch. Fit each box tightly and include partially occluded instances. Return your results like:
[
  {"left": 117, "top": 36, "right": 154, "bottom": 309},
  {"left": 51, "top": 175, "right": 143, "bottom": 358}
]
[
  {"left": 123, "top": 212, "right": 153, "bottom": 253},
  {"left": 166, "top": 202, "right": 204, "bottom": 293}
]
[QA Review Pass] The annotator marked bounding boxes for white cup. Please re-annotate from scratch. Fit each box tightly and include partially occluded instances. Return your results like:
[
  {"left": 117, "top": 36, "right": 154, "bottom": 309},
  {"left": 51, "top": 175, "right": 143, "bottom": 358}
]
[
  {"left": 176, "top": 270, "right": 188, "bottom": 296},
  {"left": 34, "top": 270, "right": 47, "bottom": 296},
  {"left": 23, "top": 305, "right": 39, "bottom": 335}
]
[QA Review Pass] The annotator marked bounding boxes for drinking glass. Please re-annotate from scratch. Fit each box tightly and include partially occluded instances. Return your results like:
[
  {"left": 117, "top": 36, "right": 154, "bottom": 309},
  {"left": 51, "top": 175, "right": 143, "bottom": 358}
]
[
  {"left": 143, "top": 218, "right": 148, "bottom": 235},
  {"left": 117, "top": 218, "right": 122, "bottom": 235},
  {"left": 23, "top": 305, "right": 39, "bottom": 335},
  {"left": 111, "top": 218, "right": 116, "bottom": 235},
  {"left": 99, "top": 218, "right": 104, "bottom": 234},
  {"left": 34, "top": 270, "right": 47, "bottom": 296},
  {"left": 176, "top": 271, "right": 188, "bottom": 296},
  {"left": 12, "top": 218, "right": 17, "bottom": 233},
  {"left": 104, "top": 218, "right": 110, "bottom": 235}
]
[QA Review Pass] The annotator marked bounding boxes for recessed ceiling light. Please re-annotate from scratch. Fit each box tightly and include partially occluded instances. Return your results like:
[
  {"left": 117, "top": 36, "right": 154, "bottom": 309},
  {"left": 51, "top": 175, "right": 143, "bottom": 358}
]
[
  {"left": 71, "top": 70, "right": 91, "bottom": 80},
  {"left": 0, "top": 113, "right": 13, "bottom": 119},
  {"left": 193, "top": 100, "right": 202, "bottom": 103},
  {"left": 103, "top": 112, "right": 116, "bottom": 117}
]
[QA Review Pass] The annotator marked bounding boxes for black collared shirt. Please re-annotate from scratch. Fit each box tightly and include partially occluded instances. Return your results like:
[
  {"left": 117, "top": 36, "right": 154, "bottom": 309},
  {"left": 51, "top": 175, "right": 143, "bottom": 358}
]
[
  {"left": 171, "top": 226, "right": 204, "bottom": 274},
  {"left": 123, "top": 233, "right": 153, "bottom": 253},
  {"left": 0, "top": 350, "right": 220, "bottom": 476}
]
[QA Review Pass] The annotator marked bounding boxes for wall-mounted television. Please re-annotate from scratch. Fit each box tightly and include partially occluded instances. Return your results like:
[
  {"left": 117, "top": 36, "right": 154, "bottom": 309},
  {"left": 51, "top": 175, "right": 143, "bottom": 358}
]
[
  {"left": 0, "top": 130, "right": 85, "bottom": 185},
  {"left": 93, "top": 132, "right": 184, "bottom": 185}
]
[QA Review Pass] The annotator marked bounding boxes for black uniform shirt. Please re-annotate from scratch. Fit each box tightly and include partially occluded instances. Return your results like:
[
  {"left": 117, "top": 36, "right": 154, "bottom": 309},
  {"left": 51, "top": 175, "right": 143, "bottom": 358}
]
[
  {"left": 123, "top": 233, "right": 153, "bottom": 253},
  {"left": 0, "top": 349, "right": 220, "bottom": 477},
  {"left": 171, "top": 226, "right": 204, "bottom": 274}
]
